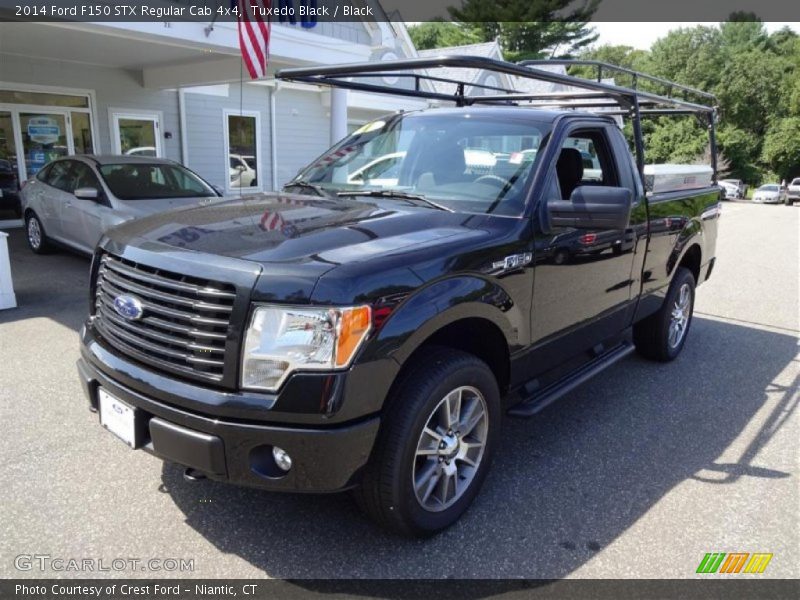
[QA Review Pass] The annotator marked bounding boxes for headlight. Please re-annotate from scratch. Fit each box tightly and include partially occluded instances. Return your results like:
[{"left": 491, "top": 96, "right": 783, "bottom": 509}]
[{"left": 241, "top": 305, "right": 371, "bottom": 391}]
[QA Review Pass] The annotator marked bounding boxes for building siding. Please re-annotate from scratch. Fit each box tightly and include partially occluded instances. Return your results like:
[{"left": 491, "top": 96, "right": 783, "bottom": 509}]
[{"left": 274, "top": 88, "right": 329, "bottom": 186}]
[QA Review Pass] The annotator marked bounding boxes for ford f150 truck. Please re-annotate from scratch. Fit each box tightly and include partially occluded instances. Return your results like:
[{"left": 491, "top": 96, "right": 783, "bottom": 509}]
[{"left": 77, "top": 57, "right": 721, "bottom": 536}]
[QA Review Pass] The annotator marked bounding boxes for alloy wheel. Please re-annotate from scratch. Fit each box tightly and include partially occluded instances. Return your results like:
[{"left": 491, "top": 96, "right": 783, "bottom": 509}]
[
  {"left": 412, "top": 385, "right": 488, "bottom": 512},
  {"left": 668, "top": 283, "right": 692, "bottom": 348},
  {"left": 27, "top": 218, "right": 41, "bottom": 250}
]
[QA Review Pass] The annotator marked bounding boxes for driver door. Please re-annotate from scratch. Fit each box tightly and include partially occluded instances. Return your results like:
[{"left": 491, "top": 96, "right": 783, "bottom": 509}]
[
  {"left": 531, "top": 124, "right": 638, "bottom": 352},
  {"left": 60, "top": 160, "right": 109, "bottom": 252}
]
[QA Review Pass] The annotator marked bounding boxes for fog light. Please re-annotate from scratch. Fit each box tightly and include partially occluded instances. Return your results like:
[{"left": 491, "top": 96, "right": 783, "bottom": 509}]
[{"left": 272, "top": 446, "right": 292, "bottom": 472}]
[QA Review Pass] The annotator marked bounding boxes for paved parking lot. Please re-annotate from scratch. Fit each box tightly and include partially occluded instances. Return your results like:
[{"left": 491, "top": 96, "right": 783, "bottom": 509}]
[{"left": 1, "top": 201, "right": 797, "bottom": 579}]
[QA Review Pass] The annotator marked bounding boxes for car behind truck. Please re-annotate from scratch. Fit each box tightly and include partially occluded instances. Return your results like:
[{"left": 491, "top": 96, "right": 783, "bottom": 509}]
[{"left": 77, "top": 57, "right": 721, "bottom": 536}]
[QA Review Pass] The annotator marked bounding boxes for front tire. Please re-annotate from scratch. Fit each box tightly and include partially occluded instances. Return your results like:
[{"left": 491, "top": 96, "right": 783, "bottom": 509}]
[
  {"left": 355, "top": 347, "right": 501, "bottom": 537},
  {"left": 25, "top": 212, "right": 52, "bottom": 254},
  {"left": 634, "top": 267, "right": 696, "bottom": 361}
]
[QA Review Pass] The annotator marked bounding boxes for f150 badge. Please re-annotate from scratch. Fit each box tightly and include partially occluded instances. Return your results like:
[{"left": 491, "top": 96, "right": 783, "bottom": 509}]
[{"left": 492, "top": 253, "right": 533, "bottom": 273}]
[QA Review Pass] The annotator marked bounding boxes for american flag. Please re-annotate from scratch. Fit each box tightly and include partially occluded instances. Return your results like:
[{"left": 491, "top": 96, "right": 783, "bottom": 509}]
[{"left": 237, "top": 0, "right": 271, "bottom": 80}]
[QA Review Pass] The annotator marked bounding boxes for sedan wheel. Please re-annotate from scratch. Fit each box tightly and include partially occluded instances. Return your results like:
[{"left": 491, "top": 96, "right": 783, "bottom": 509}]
[{"left": 25, "top": 213, "right": 51, "bottom": 254}]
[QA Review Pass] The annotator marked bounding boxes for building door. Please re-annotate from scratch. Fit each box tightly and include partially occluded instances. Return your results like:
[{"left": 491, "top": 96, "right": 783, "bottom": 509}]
[
  {"left": 111, "top": 112, "right": 162, "bottom": 157},
  {"left": 18, "top": 111, "right": 72, "bottom": 180}
]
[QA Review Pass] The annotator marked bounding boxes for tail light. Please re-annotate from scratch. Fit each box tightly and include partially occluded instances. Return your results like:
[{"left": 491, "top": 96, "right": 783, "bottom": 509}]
[{"left": 579, "top": 233, "right": 597, "bottom": 245}]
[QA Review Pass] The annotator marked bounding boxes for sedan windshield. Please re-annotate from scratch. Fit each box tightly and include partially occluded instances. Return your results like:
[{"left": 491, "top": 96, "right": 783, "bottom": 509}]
[
  {"left": 99, "top": 163, "right": 217, "bottom": 200},
  {"left": 758, "top": 185, "right": 779, "bottom": 192},
  {"left": 291, "top": 113, "right": 551, "bottom": 216}
]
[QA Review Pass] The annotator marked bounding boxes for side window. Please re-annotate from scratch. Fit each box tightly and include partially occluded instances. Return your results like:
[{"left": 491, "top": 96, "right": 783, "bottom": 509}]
[
  {"left": 45, "top": 161, "right": 75, "bottom": 192},
  {"left": 556, "top": 129, "right": 618, "bottom": 200},
  {"left": 36, "top": 163, "right": 53, "bottom": 182},
  {"left": 71, "top": 162, "right": 101, "bottom": 192}
]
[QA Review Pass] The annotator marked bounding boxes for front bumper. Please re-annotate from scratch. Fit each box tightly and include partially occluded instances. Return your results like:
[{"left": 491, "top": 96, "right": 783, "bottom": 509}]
[{"left": 78, "top": 333, "right": 380, "bottom": 493}]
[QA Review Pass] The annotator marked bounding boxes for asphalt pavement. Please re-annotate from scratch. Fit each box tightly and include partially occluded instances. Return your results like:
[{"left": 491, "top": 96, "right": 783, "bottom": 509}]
[{"left": 1, "top": 201, "right": 797, "bottom": 579}]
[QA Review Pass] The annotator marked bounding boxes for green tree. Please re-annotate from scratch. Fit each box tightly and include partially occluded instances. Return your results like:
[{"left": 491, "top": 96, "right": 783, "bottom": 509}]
[
  {"left": 717, "top": 49, "right": 788, "bottom": 137},
  {"left": 716, "top": 125, "right": 760, "bottom": 181},
  {"left": 447, "top": 0, "right": 599, "bottom": 61},
  {"left": 648, "top": 25, "right": 724, "bottom": 92},
  {"left": 574, "top": 21, "right": 799, "bottom": 184},
  {"left": 719, "top": 15, "right": 768, "bottom": 51},
  {"left": 408, "top": 20, "right": 483, "bottom": 51},
  {"left": 761, "top": 118, "right": 800, "bottom": 181},
  {"left": 644, "top": 117, "right": 706, "bottom": 164}
]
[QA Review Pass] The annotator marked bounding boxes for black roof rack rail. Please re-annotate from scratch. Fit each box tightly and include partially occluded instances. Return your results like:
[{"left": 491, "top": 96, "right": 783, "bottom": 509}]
[
  {"left": 277, "top": 56, "right": 716, "bottom": 112},
  {"left": 276, "top": 56, "right": 719, "bottom": 181}
]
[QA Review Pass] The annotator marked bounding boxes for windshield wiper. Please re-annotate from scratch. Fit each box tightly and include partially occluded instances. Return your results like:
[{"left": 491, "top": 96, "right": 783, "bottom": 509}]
[
  {"left": 336, "top": 189, "right": 454, "bottom": 212},
  {"left": 284, "top": 180, "right": 330, "bottom": 197}
]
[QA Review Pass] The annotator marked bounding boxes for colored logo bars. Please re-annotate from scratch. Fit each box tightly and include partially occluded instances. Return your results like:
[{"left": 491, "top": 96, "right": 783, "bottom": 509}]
[{"left": 696, "top": 552, "right": 773, "bottom": 574}]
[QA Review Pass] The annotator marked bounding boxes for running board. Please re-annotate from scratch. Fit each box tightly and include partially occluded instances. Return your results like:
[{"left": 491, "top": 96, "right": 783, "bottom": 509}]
[{"left": 507, "top": 342, "right": 635, "bottom": 418}]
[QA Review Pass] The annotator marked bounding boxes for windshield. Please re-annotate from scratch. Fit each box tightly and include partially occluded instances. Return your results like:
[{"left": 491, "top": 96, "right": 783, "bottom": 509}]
[
  {"left": 291, "top": 112, "right": 551, "bottom": 216},
  {"left": 99, "top": 163, "right": 217, "bottom": 200},
  {"left": 758, "top": 185, "right": 779, "bottom": 192}
]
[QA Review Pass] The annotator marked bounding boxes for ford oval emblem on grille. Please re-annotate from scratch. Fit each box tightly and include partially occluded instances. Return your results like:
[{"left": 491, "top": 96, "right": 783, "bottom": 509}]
[{"left": 113, "top": 294, "right": 144, "bottom": 321}]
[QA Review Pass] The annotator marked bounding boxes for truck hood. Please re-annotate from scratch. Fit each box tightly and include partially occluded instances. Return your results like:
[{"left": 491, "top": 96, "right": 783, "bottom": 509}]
[{"left": 108, "top": 192, "right": 491, "bottom": 266}]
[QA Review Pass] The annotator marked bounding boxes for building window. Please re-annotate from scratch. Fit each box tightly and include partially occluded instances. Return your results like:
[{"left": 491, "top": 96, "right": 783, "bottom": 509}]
[
  {"left": 224, "top": 111, "right": 260, "bottom": 191},
  {"left": 111, "top": 111, "right": 162, "bottom": 157},
  {"left": 0, "top": 85, "right": 96, "bottom": 183},
  {"left": 0, "top": 90, "right": 89, "bottom": 108}
]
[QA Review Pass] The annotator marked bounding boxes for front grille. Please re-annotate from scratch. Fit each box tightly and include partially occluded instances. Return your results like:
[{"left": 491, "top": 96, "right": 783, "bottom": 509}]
[{"left": 93, "top": 253, "right": 236, "bottom": 383}]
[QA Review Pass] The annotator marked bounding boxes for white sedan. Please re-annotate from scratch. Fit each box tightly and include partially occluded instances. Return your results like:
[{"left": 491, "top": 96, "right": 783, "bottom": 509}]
[
  {"left": 752, "top": 184, "right": 787, "bottom": 204},
  {"left": 21, "top": 155, "right": 223, "bottom": 255}
]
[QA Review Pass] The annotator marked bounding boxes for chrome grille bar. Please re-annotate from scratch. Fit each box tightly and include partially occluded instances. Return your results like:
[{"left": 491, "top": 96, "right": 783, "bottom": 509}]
[{"left": 93, "top": 252, "right": 235, "bottom": 383}]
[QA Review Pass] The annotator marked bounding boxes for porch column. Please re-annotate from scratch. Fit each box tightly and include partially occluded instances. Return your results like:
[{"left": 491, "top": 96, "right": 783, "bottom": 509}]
[{"left": 330, "top": 87, "right": 348, "bottom": 145}]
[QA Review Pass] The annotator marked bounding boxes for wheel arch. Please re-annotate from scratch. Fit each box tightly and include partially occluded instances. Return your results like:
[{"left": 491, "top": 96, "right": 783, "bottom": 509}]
[
  {"left": 357, "top": 276, "right": 518, "bottom": 399},
  {"left": 677, "top": 242, "right": 702, "bottom": 283}
]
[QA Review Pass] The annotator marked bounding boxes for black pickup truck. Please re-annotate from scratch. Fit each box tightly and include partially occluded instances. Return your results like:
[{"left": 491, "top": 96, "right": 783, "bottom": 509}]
[{"left": 77, "top": 58, "right": 721, "bottom": 536}]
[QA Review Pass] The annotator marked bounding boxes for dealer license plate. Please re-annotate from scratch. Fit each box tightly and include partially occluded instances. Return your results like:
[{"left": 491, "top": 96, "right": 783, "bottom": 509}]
[{"left": 99, "top": 388, "right": 137, "bottom": 448}]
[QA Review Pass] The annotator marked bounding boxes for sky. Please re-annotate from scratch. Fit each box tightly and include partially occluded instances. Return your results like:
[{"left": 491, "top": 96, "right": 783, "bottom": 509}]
[{"left": 591, "top": 22, "right": 800, "bottom": 50}]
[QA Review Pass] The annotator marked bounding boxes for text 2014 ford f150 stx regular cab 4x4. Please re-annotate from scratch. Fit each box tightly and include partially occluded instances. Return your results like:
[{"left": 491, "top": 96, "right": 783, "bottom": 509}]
[{"left": 77, "top": 58, "right": 721, "bottom": 536}]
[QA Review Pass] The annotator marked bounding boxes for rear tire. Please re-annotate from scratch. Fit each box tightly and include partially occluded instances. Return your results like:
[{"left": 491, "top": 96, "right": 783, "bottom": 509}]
[
  {"left": 634, "top": 267, "right": 696, "bottom": 362},
  {"left": 25, "top": 212, "right": 52, "bottom": 254},
  {"left": 354, "top": 347, "right": 501, "bottom": 537}
]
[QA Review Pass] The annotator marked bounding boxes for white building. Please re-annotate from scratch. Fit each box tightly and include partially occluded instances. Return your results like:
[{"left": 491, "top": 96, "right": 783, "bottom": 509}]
[{"left": 0, "top": 6, "right": 427, "bottom": 224}]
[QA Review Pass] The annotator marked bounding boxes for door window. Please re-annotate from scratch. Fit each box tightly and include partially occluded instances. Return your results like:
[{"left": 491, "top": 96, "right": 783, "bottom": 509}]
[
  {"left": 70, "top": 112, "right": 94, "bottom": 155},
  {"left": 113, "top": 114, "right": 160, "bottom": 157},
  {"left": 20, "top": 113, "right": 69, "bottom": 178},
  {"left": 44, "top": 160, "right": 75, "bottom": 192},
  {"left": 71, "top": 162, "right": 101, "bottom": 191},
  {"left": 225, "top": 112, "right": 259, "bottom": 190},
  {"left": 556, "top": 130, "right": 618, "bottom": 199}
]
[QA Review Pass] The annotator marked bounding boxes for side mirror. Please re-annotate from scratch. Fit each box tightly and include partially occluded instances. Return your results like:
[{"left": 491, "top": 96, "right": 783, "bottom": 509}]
[
  {"left": 548, "top": 186, "right": 633, "bottom": 230},
  {"left": 74, "top": 187, "right": 99, "bottom": 200}
]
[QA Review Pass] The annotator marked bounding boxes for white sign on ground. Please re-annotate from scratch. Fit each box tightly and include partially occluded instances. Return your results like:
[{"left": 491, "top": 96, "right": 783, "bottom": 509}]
[{"left": 0, "top": 231, "right": 17, "bottom": 310}]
